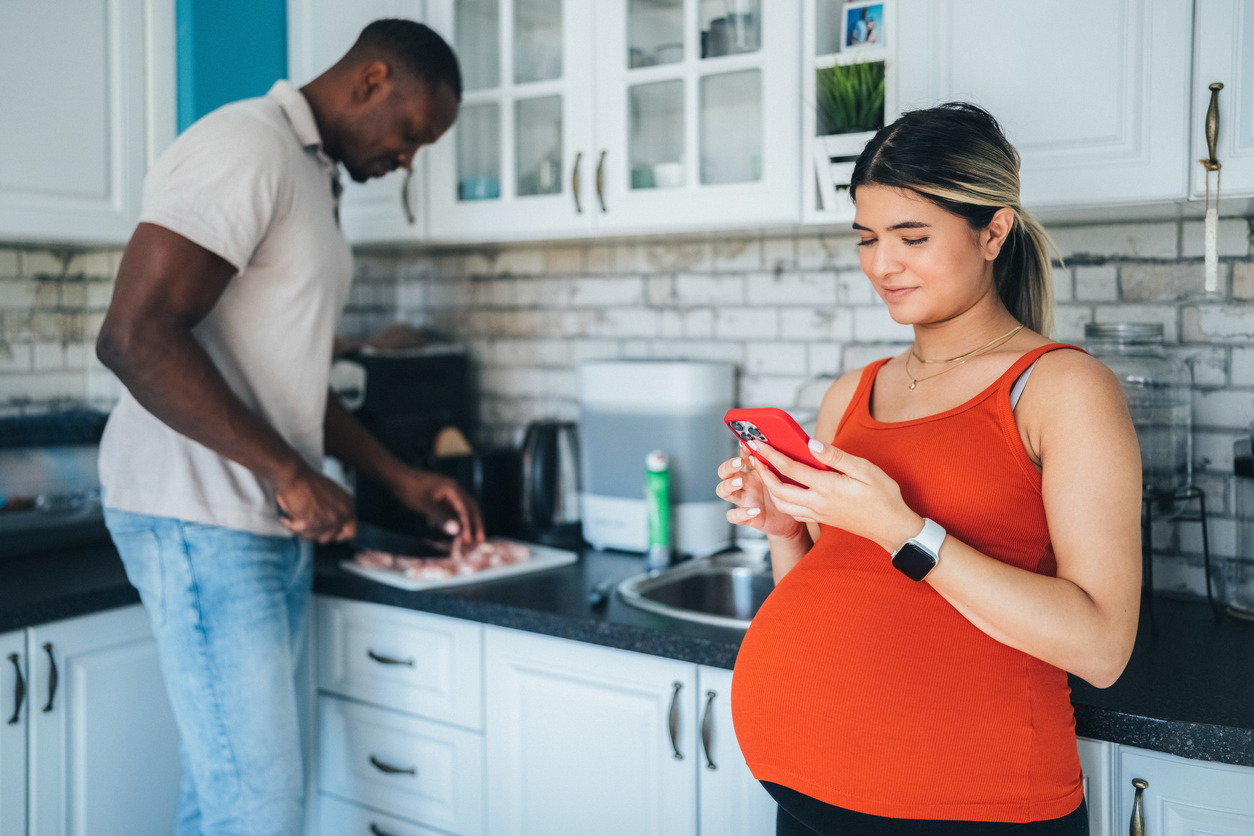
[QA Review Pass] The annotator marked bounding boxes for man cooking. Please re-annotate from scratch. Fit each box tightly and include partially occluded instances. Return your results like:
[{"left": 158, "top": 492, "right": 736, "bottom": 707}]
[{"left": 94, "top": 20, "right": 479, "bottom": 836}]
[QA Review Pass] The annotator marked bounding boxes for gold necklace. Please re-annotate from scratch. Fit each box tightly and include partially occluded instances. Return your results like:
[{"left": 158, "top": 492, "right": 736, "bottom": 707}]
[
  {"left": 910, "top": 323, "right": 1025, "bottom": 365},
  {"left": 905, "top": 324, "right": 1025, "bottom": 391}
]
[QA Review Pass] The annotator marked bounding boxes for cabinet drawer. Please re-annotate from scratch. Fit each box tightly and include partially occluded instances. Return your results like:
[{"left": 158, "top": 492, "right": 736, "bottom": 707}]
[
  {"left": 317, "top": 597, "right": 482, "bottom": 729},
  {"left": 319, "top": 793, "right": 449, "bottom": 836},
  {"left": 319, "top": 696, "right": 485, "bottom": 836}
]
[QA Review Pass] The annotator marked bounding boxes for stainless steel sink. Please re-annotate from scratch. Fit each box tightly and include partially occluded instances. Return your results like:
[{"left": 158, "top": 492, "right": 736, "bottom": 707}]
[{"left": 616, "top": 551, "right": 774, "bottom": 630}]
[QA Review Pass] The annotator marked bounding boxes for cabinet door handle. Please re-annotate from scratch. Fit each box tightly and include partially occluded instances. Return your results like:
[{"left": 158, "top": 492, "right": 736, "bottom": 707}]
[
  {"left": 1202, "top": 82, "right": 1223, "bottom": 171},
  {"left": 1129, "top": 777, "right": 1148, "bottom": 836},
  {"left": 370, "top": 754, "right": 417, "bottom": 776},
  {"left": 7, "top": 653, "right": 24, "bottom": 725},
  {"left": 367, "top": 649, "right": 414, "bottom": 667},
  {"left": 401, "top": 169, "right": 416, "bottom": 225},
  {"left": 571, "top": 151, "right": 583, "bottom": 214},
  {"left": 667, "top": 681, "right": 683, "bottom": 760},
  {"left": 595, "top": 150, "right": 607, "bottom": 212},
  {"left": 370, "top": 824, "right": 400, "bottom": 836},
  {"left": 700, "top": 690, "right": 717, "bottom": 770},
  {"left": 41, "top": 643, "right": 57, "bottom": 713}
]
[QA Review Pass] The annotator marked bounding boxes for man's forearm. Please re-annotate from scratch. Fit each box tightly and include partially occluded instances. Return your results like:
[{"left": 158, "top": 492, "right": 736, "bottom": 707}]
[
  {"left": 323, "top": 393, "right": 408, "bottom": 488},
  {"left": 99, "top": 325, "right": 308, "bottom": 490}
]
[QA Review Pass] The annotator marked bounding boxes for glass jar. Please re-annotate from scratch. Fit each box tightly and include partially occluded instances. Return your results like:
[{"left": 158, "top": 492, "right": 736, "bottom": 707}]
[
  {"left": 1084, "top": 323, "right": 1193, "bottom": 518},
  {"left": 1230, "top": 438, "right": 1254, "bottom": 619}
]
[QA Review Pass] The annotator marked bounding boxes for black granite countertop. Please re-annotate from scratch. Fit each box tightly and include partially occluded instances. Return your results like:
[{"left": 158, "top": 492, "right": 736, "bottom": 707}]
[
  {"left": 4, "top": 544, "right": 1253, "bottom": 767},
  {"left": 0, "top": 543, "right": 138, "bottom": 634}
]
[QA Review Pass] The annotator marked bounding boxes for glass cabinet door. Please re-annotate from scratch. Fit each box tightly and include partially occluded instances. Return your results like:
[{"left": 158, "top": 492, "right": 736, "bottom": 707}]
[
  {"left": 594, "top": 0, "right": 799, "bottom": 231},
  {"left": 426, "top": 0, "right": 595, "bottom": 240}
]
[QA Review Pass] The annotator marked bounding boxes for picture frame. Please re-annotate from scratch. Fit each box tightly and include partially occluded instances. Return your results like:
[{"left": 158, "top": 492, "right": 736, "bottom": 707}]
[{"left": 841, "top": 1, "right": 885, "bottom": 52}]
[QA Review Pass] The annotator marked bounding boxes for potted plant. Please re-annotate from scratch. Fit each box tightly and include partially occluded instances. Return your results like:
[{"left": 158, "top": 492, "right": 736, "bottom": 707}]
[{"left": 815, "top": 60, "right": 885, "bottom": 189}]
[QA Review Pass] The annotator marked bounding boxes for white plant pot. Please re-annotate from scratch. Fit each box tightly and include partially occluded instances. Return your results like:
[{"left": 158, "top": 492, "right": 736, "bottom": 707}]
[
  {"left": 822, "top": 130, "right": 879, "bottom": 184},
  {"left": 813, "top": 129, "right": 879, "bottom": 212}
]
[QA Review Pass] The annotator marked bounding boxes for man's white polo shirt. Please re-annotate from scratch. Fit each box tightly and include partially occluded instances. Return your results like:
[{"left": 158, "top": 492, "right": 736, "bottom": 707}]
[{"left": 99, "top": 80, "right": 354, "bottom": 536}]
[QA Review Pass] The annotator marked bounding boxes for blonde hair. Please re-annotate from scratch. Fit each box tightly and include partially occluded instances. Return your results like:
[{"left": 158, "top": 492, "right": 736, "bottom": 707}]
[{"left": 849, "top": 103, "right": 1060, "bottom": 337}]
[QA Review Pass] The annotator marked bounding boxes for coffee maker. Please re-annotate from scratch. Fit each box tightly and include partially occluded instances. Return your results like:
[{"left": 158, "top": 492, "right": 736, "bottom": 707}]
[{"left": 337, "top": 345, "right": 476, "bottom": 536}]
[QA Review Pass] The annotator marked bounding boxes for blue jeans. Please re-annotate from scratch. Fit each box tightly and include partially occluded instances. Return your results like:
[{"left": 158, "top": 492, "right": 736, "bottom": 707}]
[{"left": 105, "top": 508, "right": 312, "bottom": 836}]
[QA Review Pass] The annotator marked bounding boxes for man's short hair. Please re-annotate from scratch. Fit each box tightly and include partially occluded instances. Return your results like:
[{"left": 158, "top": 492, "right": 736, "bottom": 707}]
[{"left": 354, "top": 19, "right": 463, "bottom": 101}]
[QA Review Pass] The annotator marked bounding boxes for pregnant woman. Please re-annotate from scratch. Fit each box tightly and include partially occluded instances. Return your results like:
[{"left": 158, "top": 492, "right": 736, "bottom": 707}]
[{"left": 719, "top": 104, "right": 1141, "bottom": 835}]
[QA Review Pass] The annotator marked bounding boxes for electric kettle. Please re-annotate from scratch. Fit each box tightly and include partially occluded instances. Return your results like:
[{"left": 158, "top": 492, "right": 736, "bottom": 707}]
[{"left": 520, "top": 420, "right": 582, "bottom": 547}]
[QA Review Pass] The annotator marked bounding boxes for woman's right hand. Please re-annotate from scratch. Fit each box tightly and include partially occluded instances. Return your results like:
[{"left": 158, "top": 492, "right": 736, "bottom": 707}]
[{"left": 716, "top": 443, "right": 808, "bottom": 540}]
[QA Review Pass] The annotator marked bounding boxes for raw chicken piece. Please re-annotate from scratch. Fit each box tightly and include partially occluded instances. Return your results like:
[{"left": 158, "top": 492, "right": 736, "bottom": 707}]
[
  {"left": 354, "top": 539, "right": 530, "bottom": 581},
  {"left": 354, "top": 549, "right": 397, "bottom": 570}
]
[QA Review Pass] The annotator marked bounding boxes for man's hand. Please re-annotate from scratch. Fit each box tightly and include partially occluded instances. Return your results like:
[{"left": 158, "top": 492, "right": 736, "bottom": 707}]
[
  {"left": 389, "top": 468, "right": 484, "bottom": 546},
  {"left": 323, "top": 394, "right": 485, "bottom": 545},
  {"left": 274, "top": 463, "right": 357, "bottom": 544}
]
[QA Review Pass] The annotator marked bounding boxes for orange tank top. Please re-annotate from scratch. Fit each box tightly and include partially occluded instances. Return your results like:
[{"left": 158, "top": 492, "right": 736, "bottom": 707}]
[{"left": 731, "top": 344, "right": 1085, "bottom": 823}]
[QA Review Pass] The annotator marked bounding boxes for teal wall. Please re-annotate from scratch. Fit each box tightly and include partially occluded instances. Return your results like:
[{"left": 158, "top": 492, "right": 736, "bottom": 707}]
[{"left": 177, "top": 0, "right": 288, "bottom": 132}]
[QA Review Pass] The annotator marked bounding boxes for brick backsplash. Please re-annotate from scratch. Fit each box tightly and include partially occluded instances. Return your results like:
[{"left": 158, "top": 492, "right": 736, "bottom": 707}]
[
  {"left": 5, "top": 215, "right": 1254, "bottom": 599},
  {"left": 369, "top": 216, "right": 1254, "bottom": 600},
  {"left": 0, "top": 245, "right": 123, "bottom": 415}
]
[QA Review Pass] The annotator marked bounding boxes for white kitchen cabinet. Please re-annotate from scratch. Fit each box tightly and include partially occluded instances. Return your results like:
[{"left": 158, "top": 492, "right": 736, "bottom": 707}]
[
  {"left": 318, "top": 696, "right": 485, "bottom": 836},
  {"left": 1, "top": 631, "right": 27, "bottom": 836},
  {"left": 316, "top": 597, "right": 483, "bottom": 731},
  {"left": 802, "top": 0, "right": 896, "bottom": 225},
  {"left": 287, "top": 0, "right": 432, "bottom": 243},
  {"left": 695, "top": 666, "right": 775, "bottom": 836},
  {"left": 590, "top": 0, "right": 800, "bottom": 233},
  {"left": 1191, "top": 0, "right": 1254, "bottom": 199},
  {"left": 319, "top": 792, "right": 450, "bottom": 836},
  {"left": 425, "top": 0, "right": 597, "bottom": 240},
  {"left": 27, "top": 605, "right": 181, "bottom": 836},
  {"left": 0, "top": 0, "right": 175, "bottom": 245},
  {"left": 484, "top": 626, "right": 698, "bottom": 836},
  {"left": 423, "top": 0, "right": 799, "bottom": 241},
  {"left": 1077, "top": 736, "right": 1116, "bottom": 836},
  {"left": 895, "top": 0, "right": 1193, "bottom": 211},
  {"left": 1117, "top": 745, "right": 1254, "bottom": 835}
]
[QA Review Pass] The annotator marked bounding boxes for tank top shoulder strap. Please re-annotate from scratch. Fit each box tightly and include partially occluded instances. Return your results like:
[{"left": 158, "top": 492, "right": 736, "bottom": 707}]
[
  {"left": 995, "top": 342, "right": 1086, "bottom": 394},
  {"left": 834, "top": 357, "right": 894, "bottom": 438}
]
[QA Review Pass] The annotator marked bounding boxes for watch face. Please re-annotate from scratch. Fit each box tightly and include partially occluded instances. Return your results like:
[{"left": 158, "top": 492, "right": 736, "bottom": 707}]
[{"left": 891, "top": 542, "right": 938, "bottom": 581}]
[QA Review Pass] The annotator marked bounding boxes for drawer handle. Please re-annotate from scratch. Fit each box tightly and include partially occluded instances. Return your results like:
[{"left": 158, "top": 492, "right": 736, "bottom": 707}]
[
  {"left": 367, "top": 649, "right": 414, "bottom": 667},
  {"left": 700, "top": 690, "right": 717, "bottom": 770},
  {"left": 1129, "top": 777, "right": 1148, "bottom": 836},
  {"left": 370, "top": 755, "right": 417, "bottom": 776},
  {"left": 595, "top": 149, "right": 607, "bottom": 212},
  {"left": 42, "top": 643, "right": 57, "bottom": 713},
  {"left": 7, "top": 653, "right": 24, "bottom": 725},
  {"left": 667, "top": 681, "right": 683, "bottom": 761},
  {"left": 370, "top": 823, "right": 400, "bottom": 836}
]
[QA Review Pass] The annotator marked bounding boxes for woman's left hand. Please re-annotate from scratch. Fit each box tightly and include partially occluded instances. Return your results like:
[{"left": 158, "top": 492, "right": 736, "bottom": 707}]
[{"left": 748, "top": 438, "right": 924, "bottom": 553}]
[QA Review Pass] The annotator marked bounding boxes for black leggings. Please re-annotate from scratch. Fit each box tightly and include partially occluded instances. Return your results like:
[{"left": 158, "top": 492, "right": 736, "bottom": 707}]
[{"left": 764, "top": 783, "right": 1089, "bottom": 836}]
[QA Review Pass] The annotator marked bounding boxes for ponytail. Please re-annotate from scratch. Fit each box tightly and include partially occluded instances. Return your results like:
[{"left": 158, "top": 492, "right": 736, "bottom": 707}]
[
  {"left": 850, "top": 102, "right": 1061, "bottom": 337},
  {"left": 996, "top": 211, "right": 1058, "bottom": 337}
]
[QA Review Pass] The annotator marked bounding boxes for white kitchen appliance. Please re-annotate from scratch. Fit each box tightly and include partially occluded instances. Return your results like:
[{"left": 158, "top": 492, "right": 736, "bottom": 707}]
[{"left": 578, "top": 361, "right": 735, "bottom": 556}]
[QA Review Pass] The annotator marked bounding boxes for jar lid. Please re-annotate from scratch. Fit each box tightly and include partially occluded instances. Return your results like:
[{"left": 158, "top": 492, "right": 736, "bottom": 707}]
[{"left": 1084, "top": 322, "right": 1165, "bottom": 343}]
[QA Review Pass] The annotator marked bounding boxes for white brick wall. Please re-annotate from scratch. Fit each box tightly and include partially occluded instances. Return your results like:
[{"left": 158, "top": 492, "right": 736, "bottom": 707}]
[
  {"left": 380, "top": 216, "right": 1254, "bottom": 600},
  {"left": 6, "top": 215, "right": 1254, "bottom": 599},
  {"left": 0, "top": 245, "right": 120, "bottom": 414}
]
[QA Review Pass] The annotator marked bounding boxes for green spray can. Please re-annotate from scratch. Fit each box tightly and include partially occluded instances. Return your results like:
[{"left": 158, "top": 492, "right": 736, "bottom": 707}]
[{"left": 644, "top": 450, "right": 671, "bottom": 570}]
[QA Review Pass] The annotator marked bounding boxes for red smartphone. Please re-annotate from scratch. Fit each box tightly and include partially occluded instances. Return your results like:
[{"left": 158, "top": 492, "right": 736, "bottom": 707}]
[{"left": 724, "top": 408, "right": 835, "bottom": 488}]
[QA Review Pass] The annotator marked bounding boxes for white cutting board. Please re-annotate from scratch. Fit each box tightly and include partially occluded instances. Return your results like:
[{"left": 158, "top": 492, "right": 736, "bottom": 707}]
[{"left": 339, "top": 539, "right": 579, "bottom": 591}]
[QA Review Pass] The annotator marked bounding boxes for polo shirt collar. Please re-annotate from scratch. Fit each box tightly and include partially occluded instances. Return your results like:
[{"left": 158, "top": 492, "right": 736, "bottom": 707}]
[{"left": 267, "top": 79, "right": 327, "bottom": 157}]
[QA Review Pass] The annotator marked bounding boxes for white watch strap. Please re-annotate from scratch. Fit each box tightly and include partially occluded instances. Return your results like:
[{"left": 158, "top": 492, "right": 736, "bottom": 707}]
[{"left": 911, "top": 518, "right": 946, "bottom": 557}]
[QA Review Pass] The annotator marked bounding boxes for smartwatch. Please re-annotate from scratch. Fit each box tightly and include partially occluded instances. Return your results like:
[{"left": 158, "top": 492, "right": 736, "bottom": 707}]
[{"left": 890, "top": 518, "right": 946, "bottom": 581}]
